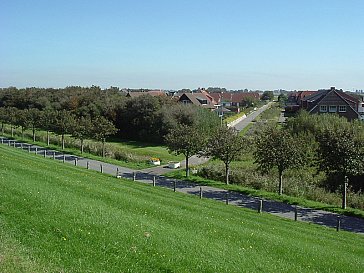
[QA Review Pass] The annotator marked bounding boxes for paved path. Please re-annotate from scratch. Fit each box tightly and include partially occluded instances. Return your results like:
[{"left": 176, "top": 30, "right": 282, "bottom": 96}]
[
  {"left": 1, "top": 136, "right": 363, "bottom": 235},
  {"left": 233, "top": 101, "right": 274, "bottom": 131}
]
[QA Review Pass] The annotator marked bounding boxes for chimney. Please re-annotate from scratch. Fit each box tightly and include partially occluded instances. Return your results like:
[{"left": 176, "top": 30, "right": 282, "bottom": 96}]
[{"left": 330, "top": 86, "right": 335, "bottom": 91}]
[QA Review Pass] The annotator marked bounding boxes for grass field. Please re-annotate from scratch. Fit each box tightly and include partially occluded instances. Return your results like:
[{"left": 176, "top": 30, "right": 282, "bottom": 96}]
[
  {"left": 1, "top": 125, "right": 183, "bottom": 169},
  {"left": 0, "top": 145, "right": 363, "bottom": 272},
  {"left": 108, "top": 139, "right": 184, "bottom": 163}
]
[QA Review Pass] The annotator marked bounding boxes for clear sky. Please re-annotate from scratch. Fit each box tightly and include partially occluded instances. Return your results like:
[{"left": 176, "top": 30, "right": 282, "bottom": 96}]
[{"left": 1, "top": 0, "right": 363, "bottom": 90}]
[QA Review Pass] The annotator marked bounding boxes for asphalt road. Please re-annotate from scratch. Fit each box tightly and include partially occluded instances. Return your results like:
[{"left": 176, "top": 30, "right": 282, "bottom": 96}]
[{"left": 233, "top": 101, "right": 274, "bottom": 131}]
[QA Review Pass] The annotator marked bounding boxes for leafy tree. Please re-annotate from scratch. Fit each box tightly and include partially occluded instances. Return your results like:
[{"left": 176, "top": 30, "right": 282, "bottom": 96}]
[
  {"left": 316, "top": 123, "right": 364, "bottom": 187},
  {"left": 254, "top": 125, "right": 307, "bottom": 195},
  {"left": 26, "top": 108, "right": 41, "bottom": 142},
  {"left": 39, "top": 109, "right": 56, "bottom": 146},
  {"left": 0, "top": 107, "right": 6, "bottom": 135},
  {"left": 71, "top": 116, "right": 93, "bottom": 154},
  {"left": 165, "top": 124, "right": 206, "bottom": 177},
  {"left": 14, "top": 109, "right": 30, "bottom": 139},
  {"left": 92, "top": 116, "right": 118, "bottom": 157},
  {"left": 261, "top": 91, "right": 274, "bottom": 101},
  {"left": 52, "top": 110, "right": 75, "bottom": 150},
  {"left": 203, "top": 126, "right": 247, "bottom": 184}
]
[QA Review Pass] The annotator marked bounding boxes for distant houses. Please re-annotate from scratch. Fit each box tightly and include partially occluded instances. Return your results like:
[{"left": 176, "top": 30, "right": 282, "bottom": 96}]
[{"left": 286, "top": 87, "right": 364, "bottom": 121}]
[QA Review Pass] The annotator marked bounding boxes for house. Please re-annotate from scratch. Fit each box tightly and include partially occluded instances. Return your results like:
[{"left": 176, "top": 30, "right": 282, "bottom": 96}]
[
  {"left": 209, "top": 92, "right": 260, "bottom": 109},
  {"left": 178, "top": 91, "right": 217, "bottom": 110},
  {"left": 285, "top": 91, "right": 317, "bottom": 112},
  {"left": 300, "top": 87, "right": 361, "bottom": 121}
]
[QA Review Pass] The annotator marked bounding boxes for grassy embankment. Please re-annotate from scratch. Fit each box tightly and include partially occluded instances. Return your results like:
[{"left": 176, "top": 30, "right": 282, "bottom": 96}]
[
  {"left": 0, "top": 145, "right": 363, "bottom": 272},
  {"left": 1, "top": 125, "right": 183, "bottom": 170}
]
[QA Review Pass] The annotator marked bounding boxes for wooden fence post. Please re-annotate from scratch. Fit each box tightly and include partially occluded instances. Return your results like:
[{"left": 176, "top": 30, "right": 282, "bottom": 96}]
[
  {"left": 153, "top": 176, "right": 156, "bottom": 187},
  {"left": 199, "top": 187, "right": 203, "bottom": 199},
  {"left": 294, "top": 206, "right": 298, "bottom": 221},
  {"left": 258, "top": 200, "right": 263, "bottom": 213},
  {"left": 336, "top": 216, "right": 341, "bottom": 232}
]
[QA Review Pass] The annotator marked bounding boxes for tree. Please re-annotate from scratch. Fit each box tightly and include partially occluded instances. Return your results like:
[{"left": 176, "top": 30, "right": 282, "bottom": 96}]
[
  {"left": 261, "top": 91, "right": 274, "bottom": 101},
  {"left": 0, "top": 107, "right": 6, "bottom": 135},
  {"left": 26, "top": 108, "right": 41, "bottom": 142},
  {"left": 254, "top": 125, "right": 307, "bottom": 195},
  {"left": 52, "top": 110, "right": 75, "bottom": 150},
  {"left": 92, "top": 116, "right": 118, "bottom": 157},
  {"left": 14, "top": 109, "right": 30, "bottom": 139},
  {"left": 39, "top": 109, "right": 56, "bottom": 146},
  {"left": 203, "top": 126, "right": 247, "bottom": 184},
  {"left": 316, "top": 124, "right": 364, "bottom": 185},
  {"left": 165, "top": 124, "right": 206, "bottom": 177},
  {"left": 71, "top": 116, "right": 93, "bottom": 154}
]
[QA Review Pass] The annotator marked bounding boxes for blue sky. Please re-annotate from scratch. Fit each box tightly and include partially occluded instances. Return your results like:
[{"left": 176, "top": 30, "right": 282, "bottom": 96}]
[{"left": 1, "top": 0, "right": 363, "bottom": 90}]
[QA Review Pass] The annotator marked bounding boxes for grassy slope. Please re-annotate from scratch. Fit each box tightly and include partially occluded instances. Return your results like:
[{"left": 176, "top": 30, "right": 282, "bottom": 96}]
[
  {"left": 2, "top": 125, "right": 183, "bottom": 169},
  {"left": 0, "top": 145, "right": 363, "bottom": 272}
]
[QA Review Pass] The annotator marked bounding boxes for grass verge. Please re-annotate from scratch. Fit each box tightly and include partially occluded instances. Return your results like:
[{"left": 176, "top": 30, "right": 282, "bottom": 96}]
[{"left": 165, "top": 170, "right": 364, "bottom": 219}]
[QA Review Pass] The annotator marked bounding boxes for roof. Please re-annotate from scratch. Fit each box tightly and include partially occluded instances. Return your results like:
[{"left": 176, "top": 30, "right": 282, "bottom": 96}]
[
  {"left": 209, "top": 92, "right": 260, "bottom": 104},
  {"left": 178, "top": 93, "right": 216, "bottom": 109},
  {"left": 126, "top": 90, "right": 166, "bottom": 98},
  {"left": 303, "top": 87, "right": 360, "bottom": 117}
]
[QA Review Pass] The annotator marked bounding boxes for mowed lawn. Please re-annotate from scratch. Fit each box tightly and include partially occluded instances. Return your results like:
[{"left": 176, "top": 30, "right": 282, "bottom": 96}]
[
  {"left": 0, "top": 145, "right": 363, "bottom": 272},
  {"left": 108, "top": 139, "right": 185, "bottom": 164}
]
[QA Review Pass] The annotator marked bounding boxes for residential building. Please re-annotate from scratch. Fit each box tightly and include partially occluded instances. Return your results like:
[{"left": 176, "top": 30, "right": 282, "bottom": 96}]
[{"left": 300, "top": 87, "right": 361, "bottom": 121}]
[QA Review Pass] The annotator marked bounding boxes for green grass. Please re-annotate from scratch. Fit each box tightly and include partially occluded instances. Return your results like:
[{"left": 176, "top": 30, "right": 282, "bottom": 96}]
[
  {"left": 1, "top": 145, "right": 364, "bottom": 272},
  {"left": 224, "top": 111, "right": 246, "bottom": 124},
  {"left": 1, "top": 125, "right": 183, "bottom": 170},
  {"left": 165, "top": 170, "right": 364, "bottom": 219},
  {"left": 108, "top": 138, "right": 184, "bottom": 163}
]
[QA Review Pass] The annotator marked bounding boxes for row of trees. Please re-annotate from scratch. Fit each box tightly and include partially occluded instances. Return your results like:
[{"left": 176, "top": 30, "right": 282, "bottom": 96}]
[
  {"left": 0, "top": 107, "right": 117, "bottom": 157},
  {"left": 0, "top": 87, "right": 221, "bottom": 144},
  {"left": 166, "top": 111, "right": 364, "bottom": 197}
]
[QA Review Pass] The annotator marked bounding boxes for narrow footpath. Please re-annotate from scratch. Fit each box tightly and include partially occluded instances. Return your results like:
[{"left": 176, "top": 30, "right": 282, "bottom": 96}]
[{"left": 1, "top": 136, "right": 363, "bottom": 235}]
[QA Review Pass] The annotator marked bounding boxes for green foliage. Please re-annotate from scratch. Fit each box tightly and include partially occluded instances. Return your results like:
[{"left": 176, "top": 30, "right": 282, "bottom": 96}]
[
  {"left": 165, "top": 124, "right": 207, "bottom": 177},
  {"left": 286, "top": 111, "right": 364, "bottom": 190},
  {"left": 204, "top": 126, "right": 248, "bottom": 184},
  {"left": 261, "top": 91, "right": 274, "bottom": 101},
  {"left": 254, "top": 125, "right": 308, "bottom": 194}
]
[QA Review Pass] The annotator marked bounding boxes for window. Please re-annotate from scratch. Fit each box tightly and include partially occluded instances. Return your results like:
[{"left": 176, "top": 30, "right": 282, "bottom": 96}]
[
  {"left": 339, "top": 105, "right": 347, "bottom": 112},
  {"left": 329, "top": 105, "right": 337, "bottom": 113},
  {"left": 320, "top": 105, "right": 327, "bottom": 112}
]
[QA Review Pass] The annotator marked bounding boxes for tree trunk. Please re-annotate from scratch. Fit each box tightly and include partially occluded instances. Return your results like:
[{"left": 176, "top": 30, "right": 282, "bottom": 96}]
[
  {"left": 11, "top": 126, "right": 14, "bottom": 137},
  {"left": 32, "top": 126, "right": 36, "bottom": 142},
  {"left": 225, "top": 163, "right": 230, "bottom": 185},
  {"left": 61, "top": 134, "right": 65, "bottom": 150},
  {"left": 80, "top": 139, "right": 84, "bottom": 154},
  {"left": 185, "top": 155, "right": 189, "bottom": 177},
  {"left": 278, "top": 170, "right": 283, "bottom": 195},
  {"left": 47, "top": 131, "right": 50, "bottom": 146},
  {"left": 102, "top": 138, "right": 105, "bottom": 157},
  {"left": 21, "top": 127, "right": 24, "bottom": 140}
]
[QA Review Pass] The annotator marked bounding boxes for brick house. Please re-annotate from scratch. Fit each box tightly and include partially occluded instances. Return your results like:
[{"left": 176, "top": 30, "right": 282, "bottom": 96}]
[{"left": 301, "top": 87, "right": 361, "bottom": 121}]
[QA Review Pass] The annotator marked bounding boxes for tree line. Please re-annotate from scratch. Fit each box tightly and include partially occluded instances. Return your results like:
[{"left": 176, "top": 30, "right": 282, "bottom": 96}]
[{"left": 165, "top": 111, "right": 364, "bottom": 198}]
